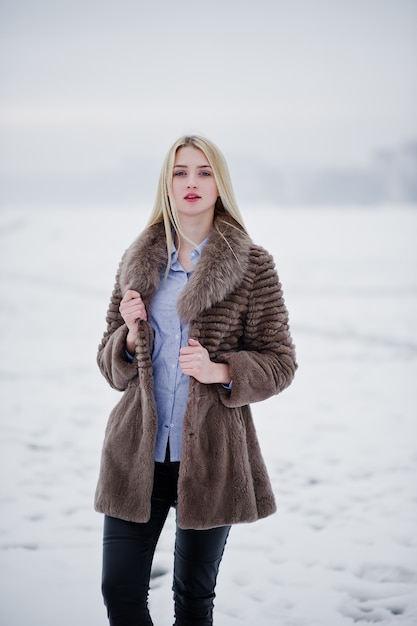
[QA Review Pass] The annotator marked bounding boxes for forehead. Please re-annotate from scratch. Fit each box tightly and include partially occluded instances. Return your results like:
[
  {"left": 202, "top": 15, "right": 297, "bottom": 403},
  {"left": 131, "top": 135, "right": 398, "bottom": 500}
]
[{"left": 174, "top": 145, "right": 210, "bottom": 165}]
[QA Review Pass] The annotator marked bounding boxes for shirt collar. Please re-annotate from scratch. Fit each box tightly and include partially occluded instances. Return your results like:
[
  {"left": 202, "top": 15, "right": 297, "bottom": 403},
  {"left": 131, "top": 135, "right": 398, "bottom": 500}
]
[{"left": 170, "top": 234, "right": 209, "bottom": 270}]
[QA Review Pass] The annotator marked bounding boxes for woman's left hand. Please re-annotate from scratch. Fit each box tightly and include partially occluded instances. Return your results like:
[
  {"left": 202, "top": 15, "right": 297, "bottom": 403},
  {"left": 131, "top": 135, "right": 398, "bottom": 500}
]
[{"left": 179, "top": 339, "right": 231, "bottom": 385}]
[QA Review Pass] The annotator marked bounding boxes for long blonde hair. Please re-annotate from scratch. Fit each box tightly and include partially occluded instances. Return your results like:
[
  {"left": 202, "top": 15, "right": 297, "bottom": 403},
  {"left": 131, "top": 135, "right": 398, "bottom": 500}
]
[{"left": 146, "top": 135, "right": 248, "bottom": 260}]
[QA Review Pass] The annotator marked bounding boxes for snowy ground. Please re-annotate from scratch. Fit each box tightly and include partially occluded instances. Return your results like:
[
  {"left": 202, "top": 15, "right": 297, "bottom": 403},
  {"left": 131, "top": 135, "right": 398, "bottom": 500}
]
[{"left": 1, "top": 205, "right": 416, "bottom": 625}]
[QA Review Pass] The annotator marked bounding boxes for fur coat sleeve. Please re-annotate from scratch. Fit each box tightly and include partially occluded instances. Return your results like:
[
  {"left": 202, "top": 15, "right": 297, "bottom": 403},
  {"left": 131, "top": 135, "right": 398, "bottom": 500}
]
[{"left": 216, "top": 244, "right": 295, "bottom": 408}]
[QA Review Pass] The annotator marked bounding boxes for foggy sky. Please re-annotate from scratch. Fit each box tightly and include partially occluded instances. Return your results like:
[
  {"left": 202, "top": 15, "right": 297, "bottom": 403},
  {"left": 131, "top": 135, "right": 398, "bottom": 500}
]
[{"left": 0, "top": 0, "right": 416, "bottom": 204}]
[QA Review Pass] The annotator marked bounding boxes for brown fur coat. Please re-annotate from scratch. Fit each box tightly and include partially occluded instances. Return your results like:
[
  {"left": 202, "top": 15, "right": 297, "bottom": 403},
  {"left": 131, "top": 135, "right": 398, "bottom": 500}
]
[{"left": 94, "top": 212, "right": 297, "bottom": 529}]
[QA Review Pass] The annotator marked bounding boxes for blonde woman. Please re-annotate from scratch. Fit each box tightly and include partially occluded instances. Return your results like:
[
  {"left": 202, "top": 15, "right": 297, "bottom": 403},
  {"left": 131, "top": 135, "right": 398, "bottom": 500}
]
[{"left": 95, "top": 135, "right": 297, "bottom": 625}]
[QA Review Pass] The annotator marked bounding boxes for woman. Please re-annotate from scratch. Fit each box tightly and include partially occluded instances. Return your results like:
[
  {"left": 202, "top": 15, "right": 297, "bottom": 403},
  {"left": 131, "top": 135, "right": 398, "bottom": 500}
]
[{"left": 95, "top": 135, "right": 297, "bottom": 625}]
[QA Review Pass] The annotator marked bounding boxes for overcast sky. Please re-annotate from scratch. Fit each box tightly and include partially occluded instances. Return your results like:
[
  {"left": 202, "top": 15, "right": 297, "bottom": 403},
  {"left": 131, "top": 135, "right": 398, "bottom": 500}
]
[{"left": 0, "top": 0, "right": 416, "bottom": 192}]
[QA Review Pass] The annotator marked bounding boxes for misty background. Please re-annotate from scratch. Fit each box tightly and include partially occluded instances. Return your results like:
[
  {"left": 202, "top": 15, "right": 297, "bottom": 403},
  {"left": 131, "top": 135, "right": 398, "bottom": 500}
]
[
  {"left": 1, "top": 3, "right": 417, "bottom": 623},
  {"left": 1, "top": 0, "right": 416, "bottom": 209}
]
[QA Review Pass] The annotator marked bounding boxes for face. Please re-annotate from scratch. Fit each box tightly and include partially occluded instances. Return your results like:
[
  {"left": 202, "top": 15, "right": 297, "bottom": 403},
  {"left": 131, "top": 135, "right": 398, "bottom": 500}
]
[{"left": 172, "top": 146, "right": 219, "bottom": 222}]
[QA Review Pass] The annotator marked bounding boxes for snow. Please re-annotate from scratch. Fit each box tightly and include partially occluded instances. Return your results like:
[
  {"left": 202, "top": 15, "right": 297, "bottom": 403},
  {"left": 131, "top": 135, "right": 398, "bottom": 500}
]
[{"left": 1, "top": 205, "right": 416, "bottom": 625}]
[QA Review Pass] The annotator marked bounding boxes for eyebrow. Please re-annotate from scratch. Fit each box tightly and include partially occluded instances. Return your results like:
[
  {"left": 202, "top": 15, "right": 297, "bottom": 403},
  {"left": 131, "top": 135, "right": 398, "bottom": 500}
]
[{"left": 173, "top": 164, "right": 212, "bottom": 169}]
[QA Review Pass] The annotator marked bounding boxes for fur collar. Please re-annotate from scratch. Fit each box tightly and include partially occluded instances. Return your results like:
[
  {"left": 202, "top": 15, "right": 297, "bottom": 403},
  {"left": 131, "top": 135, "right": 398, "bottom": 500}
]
[{"left": 120, "top": 212, "right": 252, "bottom": 323}]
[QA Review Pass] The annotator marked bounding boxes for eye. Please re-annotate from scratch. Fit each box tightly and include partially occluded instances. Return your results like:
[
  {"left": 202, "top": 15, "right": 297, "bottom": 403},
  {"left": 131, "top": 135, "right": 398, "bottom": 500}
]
[
  {"left": 199, "top": 170, "right": 211, "bottom": 176},
  {"left": 173, "top": 170, "right": 186, "bottom": 177}
]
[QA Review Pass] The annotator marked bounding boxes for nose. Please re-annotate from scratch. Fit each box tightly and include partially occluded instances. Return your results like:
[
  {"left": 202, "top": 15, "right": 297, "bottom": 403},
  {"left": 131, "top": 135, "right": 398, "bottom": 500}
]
[{"left": 187, "top": 174, "right": 197, "bottom": 188}]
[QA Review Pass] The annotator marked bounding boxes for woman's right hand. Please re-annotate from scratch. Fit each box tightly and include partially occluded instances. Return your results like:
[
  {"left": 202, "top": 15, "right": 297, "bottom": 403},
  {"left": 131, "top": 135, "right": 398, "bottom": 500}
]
[{"left": 119, "top": 285, "right": 147, "bottom": 353}]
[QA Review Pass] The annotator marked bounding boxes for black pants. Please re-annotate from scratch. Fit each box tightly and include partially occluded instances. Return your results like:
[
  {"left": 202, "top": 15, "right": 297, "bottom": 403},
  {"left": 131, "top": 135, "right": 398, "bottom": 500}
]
[{"left": 102, "top": 461, "right": 231, "bottom": 626}]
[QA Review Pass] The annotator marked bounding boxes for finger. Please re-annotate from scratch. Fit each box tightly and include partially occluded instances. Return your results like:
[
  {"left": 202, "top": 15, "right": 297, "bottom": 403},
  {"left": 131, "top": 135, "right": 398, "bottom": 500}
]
[
  {"left": 179, "top": 347, "right": 194, "bottom": 356},
  {"left": 120, "top": 299, "right": 147, "bottom": 321},
  {"left": 121, "top": 298, "right": 143, "bottom": 311},
  {"left": 122, "top": 290, "right": 142, "bottom": 303},
  {"left": 181, "top": 340, "right": 203, "bottom": 352}
]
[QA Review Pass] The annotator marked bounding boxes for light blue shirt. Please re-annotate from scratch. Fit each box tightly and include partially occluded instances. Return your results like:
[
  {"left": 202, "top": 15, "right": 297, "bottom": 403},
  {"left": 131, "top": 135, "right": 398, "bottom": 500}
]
[
  {"left": 125, "top": 236, "right": 231, "bottom": 462},
  {"left": 150, "top": 241, "right": 205, "bottom": 462}
]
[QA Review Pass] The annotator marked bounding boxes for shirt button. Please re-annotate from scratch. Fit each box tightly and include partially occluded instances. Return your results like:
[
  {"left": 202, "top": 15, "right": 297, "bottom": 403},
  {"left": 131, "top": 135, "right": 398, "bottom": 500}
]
[{"left": 170, "top": 423, "right": 174, "bottom": 428}]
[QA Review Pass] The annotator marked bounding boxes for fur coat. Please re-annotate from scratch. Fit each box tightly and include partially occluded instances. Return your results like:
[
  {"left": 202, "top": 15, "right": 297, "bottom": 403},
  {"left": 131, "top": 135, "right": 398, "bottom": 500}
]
[{"left": 94, "top": 211, "right": 297, "bottom": 530}]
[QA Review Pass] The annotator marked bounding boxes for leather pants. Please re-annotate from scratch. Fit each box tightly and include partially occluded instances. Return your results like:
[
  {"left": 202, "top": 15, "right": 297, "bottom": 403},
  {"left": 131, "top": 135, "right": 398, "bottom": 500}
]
[{"left": 101, "top": 461, "right": 230, "bottom": 626}]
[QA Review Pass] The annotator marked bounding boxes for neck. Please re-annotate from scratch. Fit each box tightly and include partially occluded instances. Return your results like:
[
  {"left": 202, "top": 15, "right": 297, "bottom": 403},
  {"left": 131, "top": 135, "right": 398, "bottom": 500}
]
[{"left": 174, "top": 214, "right": 214, "bottom": 251}]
